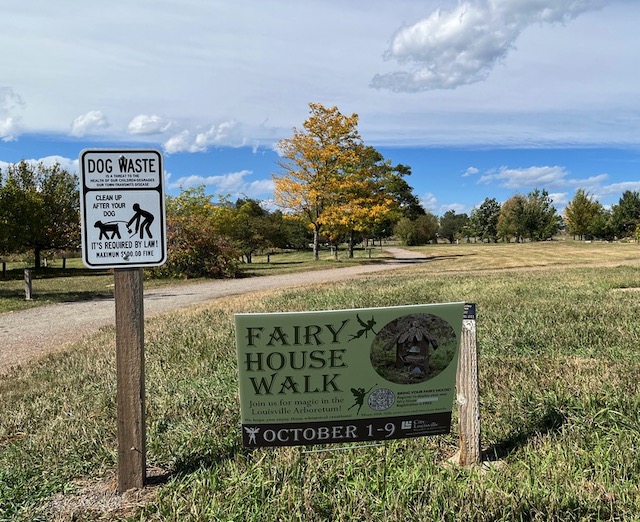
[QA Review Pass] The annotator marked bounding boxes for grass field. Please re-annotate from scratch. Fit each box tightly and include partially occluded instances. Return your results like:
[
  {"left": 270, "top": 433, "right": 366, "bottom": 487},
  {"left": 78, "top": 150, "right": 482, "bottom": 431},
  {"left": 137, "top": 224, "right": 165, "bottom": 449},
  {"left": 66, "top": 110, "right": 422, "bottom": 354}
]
[{"left": 1, "top": 241, "right": 639, "bottom": 520}]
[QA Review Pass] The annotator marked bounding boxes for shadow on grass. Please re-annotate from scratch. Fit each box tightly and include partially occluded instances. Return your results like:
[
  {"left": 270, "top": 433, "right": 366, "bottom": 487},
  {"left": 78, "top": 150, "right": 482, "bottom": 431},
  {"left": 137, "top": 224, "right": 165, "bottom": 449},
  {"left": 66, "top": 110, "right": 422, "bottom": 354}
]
[
  {"left": 0, "top": 267, "right": 111, "bottom": 281},
  {"left": 390, "top": 253, "right": 474, "bottom": 264},
  {"left": 484, "top": 406, "right": 566, "bottom": 462},
  {"left": 148, "top": 443, "right": 243, "bottom": 486},
  {"left": 0, "top": 288, "right": 113, "bottom": 303}
]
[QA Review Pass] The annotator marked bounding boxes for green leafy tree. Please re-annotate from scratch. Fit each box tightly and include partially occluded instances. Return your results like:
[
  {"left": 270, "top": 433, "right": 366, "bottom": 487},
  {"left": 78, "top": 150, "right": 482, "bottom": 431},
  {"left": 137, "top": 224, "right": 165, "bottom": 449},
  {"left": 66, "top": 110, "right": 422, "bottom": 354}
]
[
  {"left": 522, "top": 188, "right": 561, "bottom": 241},
  {"left": 366, "top": 163, "right": 425, "bottom": 244},
  {"left": 470, "top": 198, "right": 501, "bottom": 243},
  {"left": 564, "top": 189, "right": 602, "bottom": 240},
  {"left": 224, "top": 198, "right": 271, "bottom": 263},
  {"left": 268, "top": 212, "right": 312, "bottom": 250},
  {"left": 382, "top": 164, "right": 425, "bottom": 221},
  {"left": 0, "top": 161, "right": 79, "bottom": 267},
  {"left": 153, "top": 186, "right": 239, "bottom": 279},
  {"left": 589, "top": 207, "right": 615, "bottom": 241},
  {"left": 611, "top": 190, "right": 640, "bottom": 238},
  {"left": 497, "top": 194, "right": 527, "bottom": 243},
  {"left": 394, "top": 213, "right": 439, "bottom": 246},
  {"left": 439, "top": 210, "right": 469, "bottom": 243}
]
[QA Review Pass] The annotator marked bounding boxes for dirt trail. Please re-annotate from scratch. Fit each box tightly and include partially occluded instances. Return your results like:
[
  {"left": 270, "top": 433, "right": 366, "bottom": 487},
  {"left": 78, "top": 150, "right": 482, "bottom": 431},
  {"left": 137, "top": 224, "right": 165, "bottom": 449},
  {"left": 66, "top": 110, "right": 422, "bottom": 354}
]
[{"left": 1, "top": 250, "right": 428, "bottom": 375}]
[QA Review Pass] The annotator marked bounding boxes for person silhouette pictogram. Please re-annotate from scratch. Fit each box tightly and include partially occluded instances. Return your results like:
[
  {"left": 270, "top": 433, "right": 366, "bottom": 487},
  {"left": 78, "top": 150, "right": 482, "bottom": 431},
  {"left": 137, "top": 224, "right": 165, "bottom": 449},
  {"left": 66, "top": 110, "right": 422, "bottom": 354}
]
[{"left": 127, "top": 203, "right": 154, "bottom": 239}]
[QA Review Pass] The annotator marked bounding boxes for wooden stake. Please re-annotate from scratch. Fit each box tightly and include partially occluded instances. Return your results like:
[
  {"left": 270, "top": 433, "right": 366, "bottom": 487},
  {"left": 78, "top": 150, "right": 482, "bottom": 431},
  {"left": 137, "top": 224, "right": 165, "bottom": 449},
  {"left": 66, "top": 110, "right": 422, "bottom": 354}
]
[
  {"left": 114, "top": 268, "right": 146, "bottom": 492},
  {"left": 24, "top": 269, "right": 33, "bottom": 300},
  {"left": 456, "top": 304, "right": 481, "bottom": 466}
]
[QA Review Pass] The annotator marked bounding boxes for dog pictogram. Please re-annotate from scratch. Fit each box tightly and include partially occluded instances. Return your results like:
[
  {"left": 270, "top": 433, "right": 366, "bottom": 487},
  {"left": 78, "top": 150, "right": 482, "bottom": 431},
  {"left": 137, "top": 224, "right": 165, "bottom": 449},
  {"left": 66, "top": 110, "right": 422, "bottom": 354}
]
[{"left": 94, "top": 220, "right": 121, "bottom": 240}]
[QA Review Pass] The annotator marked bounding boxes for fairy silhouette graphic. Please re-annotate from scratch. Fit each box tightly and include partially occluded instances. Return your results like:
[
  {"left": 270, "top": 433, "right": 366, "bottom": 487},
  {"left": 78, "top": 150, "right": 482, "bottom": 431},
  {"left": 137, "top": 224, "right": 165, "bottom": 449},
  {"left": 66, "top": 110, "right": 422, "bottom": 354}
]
[
  {"left": 348, "top": 385, "right": 376, "bottom": 414},
  {"left": 348, "top": 315, "right": 378, "bottom": 341},
  {"left": 244, "top": 426, "right": 260, "bottom": 445}
]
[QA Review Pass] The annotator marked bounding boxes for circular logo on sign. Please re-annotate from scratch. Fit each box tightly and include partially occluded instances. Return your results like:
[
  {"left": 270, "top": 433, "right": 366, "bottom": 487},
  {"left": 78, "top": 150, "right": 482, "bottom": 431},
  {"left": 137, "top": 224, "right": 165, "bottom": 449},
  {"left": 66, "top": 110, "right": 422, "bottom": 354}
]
[{"left": 368, "top": 388, "right": 395, "bottom": 411}]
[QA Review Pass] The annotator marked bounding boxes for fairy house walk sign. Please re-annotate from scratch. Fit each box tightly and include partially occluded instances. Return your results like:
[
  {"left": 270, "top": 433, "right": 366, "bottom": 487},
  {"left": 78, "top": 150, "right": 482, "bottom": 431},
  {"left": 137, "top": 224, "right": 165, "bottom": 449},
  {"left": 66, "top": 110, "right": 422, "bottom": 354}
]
[{"left": 235, "top": 302, "right": 465, "bottom": 447}]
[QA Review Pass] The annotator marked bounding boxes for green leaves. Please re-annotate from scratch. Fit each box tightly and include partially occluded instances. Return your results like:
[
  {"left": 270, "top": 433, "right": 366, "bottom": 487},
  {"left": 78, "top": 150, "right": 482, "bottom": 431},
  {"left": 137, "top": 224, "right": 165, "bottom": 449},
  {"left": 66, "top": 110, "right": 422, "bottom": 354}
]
[{"left": 0, "top": 161, "right": 79, "bottom": 265}]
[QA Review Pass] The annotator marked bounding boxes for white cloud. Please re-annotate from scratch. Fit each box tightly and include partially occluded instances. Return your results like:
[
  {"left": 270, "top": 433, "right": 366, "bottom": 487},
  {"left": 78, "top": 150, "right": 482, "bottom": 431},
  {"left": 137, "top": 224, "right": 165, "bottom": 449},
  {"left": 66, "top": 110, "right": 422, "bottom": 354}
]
[
  {"left": 372, "top": 0, "right": 605, "bottom": 91},
  {"left": 70, "top": 110, "right": 109, "bottom": 137},
  {"left": 194, "top": 121, "right": 243, "bottom": 149},
  {"left": 479, "top": 166, "right": 570, "bottom": 188},
  {"left": 127, "top": 114, "right": 171, "bottom": 135},
  {"left": 441, "top": 203, "right": 468, "bottom": 214},
  {"left": 548, "top": 192, "right": 569, "bottom": 208},
  {"left": 0, "top": 155, "right": 78, "bottom": 173},
  {"left": 420, "top": 192, "right": 438, "bottom": 213},
  {"left": 163, "top": 131, "right": 192, "bottom": 154},
  {"left": 168, "top": 169, "right": 274, "bottom": 198},
  {"left": 34, "top": 155, "right": 78, "bottom": 173},
  {"left": 477, "top": 165, "right": 616, "bottom": 204},
  {"left": 0, "top": 117, "right": 19, "bottom": 141},
  {"left": 595, "top": 180, "right": 640, "bottom": 198},
  {"left": 0, "top": 1, "right": 638, "bottom": 153},
  {"left": 0, "top": 87, "right": 23, "bottom": 140},
  {"left": 163, "top": 122, "right": 244, "bottom": 154},
  {"left": 463, "top": 167, "right": 479, "bottom": 177}
]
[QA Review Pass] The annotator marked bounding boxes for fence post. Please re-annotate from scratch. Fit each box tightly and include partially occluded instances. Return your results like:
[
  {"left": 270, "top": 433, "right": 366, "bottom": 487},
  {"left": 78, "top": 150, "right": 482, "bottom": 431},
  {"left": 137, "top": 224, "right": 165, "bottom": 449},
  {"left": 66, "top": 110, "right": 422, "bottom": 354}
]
[
  {"left": 24, "top": 269, "right": 33, "bottom": 300},
  {"left": 456, "top": 303, "right": 481, "bottom": 465}
]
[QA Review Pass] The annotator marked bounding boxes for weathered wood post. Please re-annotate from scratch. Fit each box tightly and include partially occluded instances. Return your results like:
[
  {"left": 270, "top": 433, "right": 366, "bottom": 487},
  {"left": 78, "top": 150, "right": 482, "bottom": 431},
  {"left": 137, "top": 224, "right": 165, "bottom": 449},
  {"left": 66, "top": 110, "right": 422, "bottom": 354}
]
[
  {"left": 2, "top": 261, "right": 6, "bottom": 277},
  {"left": 456, "top": 303, "right": 481, "bottom": 465},
  {"left": 24, "top": 269, "right": 33, "bottom": 300},
  {"left": 79, "top": 148, "right": 166, "bottom": 494},
  {"left": 62, "top": 257, "right": 67, "bottom": 269},
  {"left": 114, "top": 267, "right": 146, "bottom": 492}
]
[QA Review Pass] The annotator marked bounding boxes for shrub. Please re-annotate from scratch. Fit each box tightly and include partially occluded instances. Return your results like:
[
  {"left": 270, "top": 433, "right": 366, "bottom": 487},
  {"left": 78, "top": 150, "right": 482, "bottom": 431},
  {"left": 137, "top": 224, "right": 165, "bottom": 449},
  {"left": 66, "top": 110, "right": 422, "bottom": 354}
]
[{"left": 150, "top": 216, "right": 240, "bottom": 279}]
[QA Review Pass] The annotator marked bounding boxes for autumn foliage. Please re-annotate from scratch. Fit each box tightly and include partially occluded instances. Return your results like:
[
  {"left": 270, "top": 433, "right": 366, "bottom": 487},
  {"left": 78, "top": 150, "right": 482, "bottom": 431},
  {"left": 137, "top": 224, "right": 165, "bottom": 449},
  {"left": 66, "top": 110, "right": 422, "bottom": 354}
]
[{"left": 273, "top": 103, "right": 418, "bottom": 258}]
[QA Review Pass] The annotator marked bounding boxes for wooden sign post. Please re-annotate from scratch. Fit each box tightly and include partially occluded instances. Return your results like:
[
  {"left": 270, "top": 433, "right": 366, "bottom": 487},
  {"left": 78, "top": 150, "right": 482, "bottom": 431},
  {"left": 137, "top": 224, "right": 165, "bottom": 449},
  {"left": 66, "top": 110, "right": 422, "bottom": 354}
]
[
  {"left": 78, "top": 149, "right": 167, "bottom": 494},
  {"left": 456, "top": 304, "right": 481, "bottom": 466},
  {"left": 114, "top": 267, "right": 146, "bottom": 492}
]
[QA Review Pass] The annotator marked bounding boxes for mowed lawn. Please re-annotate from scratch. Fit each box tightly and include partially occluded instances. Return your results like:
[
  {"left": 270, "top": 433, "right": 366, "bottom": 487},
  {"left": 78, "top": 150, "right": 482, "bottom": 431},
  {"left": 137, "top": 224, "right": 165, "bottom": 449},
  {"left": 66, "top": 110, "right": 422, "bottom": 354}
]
[{"left": 1, "top": 241, "right": 639, "bottom": 521}]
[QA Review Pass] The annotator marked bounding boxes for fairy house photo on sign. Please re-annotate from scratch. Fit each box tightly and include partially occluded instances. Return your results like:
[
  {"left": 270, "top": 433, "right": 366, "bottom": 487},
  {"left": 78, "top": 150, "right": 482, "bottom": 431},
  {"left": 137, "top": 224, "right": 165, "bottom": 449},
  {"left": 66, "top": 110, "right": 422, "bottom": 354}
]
[{"left": 370, "top": 313, "right": 457, "bottom": 384}]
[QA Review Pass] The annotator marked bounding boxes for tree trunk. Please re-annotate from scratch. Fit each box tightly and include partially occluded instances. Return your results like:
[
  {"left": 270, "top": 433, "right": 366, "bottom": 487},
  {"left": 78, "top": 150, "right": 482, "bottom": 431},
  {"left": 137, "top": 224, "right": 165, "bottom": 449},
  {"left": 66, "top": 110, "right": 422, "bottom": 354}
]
[
  {"left": 34, "top": 247, "right": 42, "bottom": 269},
  {"left": 348, "top": 230, "right": 355, "bottom": 259}
]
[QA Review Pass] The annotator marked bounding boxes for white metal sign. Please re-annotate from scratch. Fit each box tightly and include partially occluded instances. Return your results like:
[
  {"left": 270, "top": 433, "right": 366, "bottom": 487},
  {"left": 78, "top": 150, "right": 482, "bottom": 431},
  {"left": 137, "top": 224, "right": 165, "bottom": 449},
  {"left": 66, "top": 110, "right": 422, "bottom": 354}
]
[{"left": 80, "top": 149, "right": 167, "bottom": 268}]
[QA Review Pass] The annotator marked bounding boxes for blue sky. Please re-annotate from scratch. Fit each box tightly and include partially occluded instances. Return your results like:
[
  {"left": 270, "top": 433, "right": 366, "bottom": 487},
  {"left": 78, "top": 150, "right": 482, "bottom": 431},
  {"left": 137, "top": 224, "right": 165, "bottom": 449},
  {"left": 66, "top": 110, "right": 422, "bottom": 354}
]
[{"left": 1, "top": 0, "right": 639, "bottom": 215}]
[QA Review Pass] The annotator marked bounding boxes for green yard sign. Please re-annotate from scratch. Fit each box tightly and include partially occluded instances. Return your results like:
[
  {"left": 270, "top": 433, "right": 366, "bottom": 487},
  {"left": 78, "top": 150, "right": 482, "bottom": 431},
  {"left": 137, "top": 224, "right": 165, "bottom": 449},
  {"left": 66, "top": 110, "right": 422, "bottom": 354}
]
[{"left": 236, "top": 302, "right": 465, "bottom": 448}]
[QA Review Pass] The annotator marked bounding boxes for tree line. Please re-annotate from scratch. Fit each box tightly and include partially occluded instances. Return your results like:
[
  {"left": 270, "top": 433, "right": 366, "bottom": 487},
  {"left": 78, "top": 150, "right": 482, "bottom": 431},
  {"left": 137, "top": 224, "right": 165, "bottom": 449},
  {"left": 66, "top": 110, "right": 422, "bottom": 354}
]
[{"left": 1, "top": 103, "right": 639, "bottom": 277}]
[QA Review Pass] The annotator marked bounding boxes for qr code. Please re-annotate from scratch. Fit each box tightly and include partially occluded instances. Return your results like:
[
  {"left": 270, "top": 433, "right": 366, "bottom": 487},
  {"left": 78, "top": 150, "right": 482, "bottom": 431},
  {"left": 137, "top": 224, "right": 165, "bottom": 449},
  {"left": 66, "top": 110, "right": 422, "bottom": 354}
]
[{"left": 368, "top": 388, "right": 395, "bottom": 411}]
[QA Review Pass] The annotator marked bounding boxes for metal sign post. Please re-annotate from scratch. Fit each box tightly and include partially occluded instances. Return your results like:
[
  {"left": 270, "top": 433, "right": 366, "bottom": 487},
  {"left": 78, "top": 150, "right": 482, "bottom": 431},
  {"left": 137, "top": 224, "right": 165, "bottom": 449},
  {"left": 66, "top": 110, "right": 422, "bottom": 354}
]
[{"left": 79, "top": 149, "right": 166, "bottom": 493}]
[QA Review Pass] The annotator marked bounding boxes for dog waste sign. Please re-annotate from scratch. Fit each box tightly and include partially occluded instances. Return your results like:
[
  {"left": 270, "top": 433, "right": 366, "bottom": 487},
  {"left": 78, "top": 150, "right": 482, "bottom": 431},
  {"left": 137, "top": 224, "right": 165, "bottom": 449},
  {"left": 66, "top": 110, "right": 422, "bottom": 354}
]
[{"left": 79, "top": 149, "right": 167, "bottom": 268}]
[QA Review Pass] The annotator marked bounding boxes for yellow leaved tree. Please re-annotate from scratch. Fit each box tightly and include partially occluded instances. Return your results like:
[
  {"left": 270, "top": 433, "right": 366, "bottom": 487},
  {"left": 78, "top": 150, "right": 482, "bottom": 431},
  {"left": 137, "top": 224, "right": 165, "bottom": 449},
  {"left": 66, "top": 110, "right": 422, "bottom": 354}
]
[
  {"left": 273, "top": 103, "right": 403, "bottom": 259},
  {"left": 321, "top": 145, "right": 397, "bottom": 258}
]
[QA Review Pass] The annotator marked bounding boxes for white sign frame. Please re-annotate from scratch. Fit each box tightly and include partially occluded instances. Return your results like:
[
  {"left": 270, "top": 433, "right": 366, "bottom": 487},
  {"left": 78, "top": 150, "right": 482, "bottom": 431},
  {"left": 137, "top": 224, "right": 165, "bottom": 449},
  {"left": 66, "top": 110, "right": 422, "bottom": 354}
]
[{"left": 80, "top": 149, "right": 167, "bottom": 269}]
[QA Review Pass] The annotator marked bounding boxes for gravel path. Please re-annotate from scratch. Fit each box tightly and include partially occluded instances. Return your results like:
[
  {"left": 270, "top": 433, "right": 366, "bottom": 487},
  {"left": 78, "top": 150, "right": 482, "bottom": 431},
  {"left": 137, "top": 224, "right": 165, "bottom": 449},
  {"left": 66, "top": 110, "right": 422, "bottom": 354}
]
[{"left": 0, "top": 249, "right": 426, "bottom": 374}]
